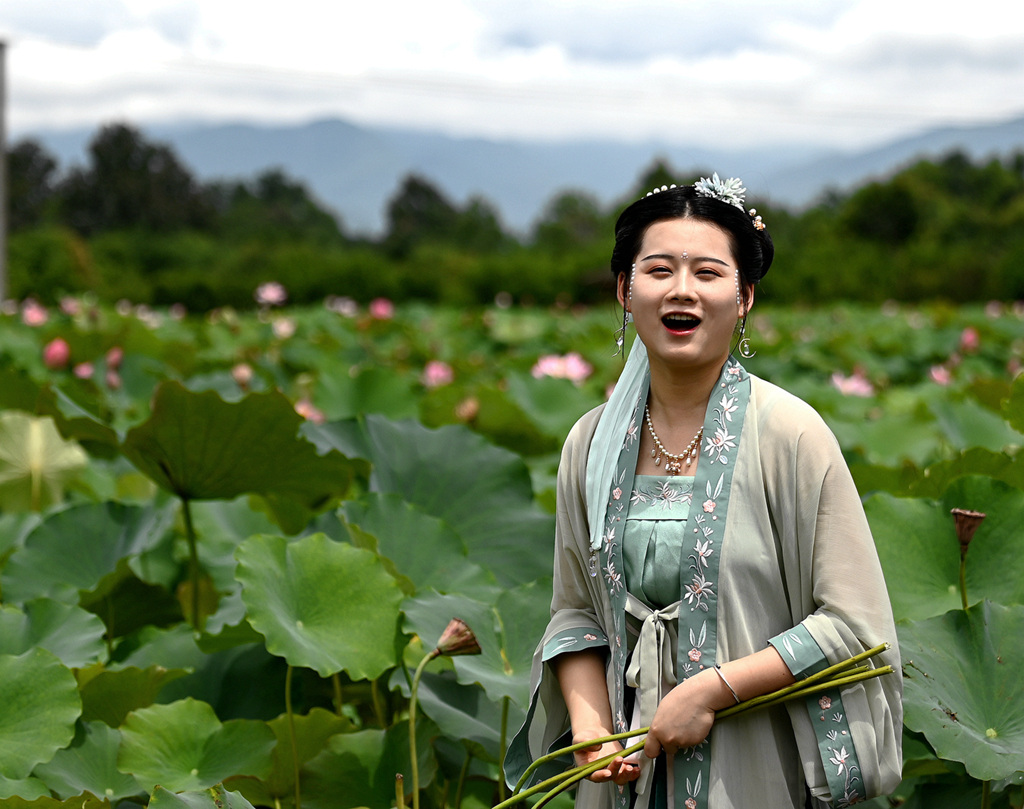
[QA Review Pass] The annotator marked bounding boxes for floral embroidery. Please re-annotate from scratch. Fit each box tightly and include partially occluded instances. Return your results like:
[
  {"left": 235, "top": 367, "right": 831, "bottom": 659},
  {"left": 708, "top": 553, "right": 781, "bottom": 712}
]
[
  {"left": 819, "top": 696, "right": 832, "bottom": 710},
  {"left": 688, "top": 648, "right": 702, "bottom": 662},
  {"left": 604, "top": 560, "right": 623, "bottom": 593},
  {"left": 630, "top": 488, "right": 649, "bottom": 505},
  {"left": 685, "top": 771, "right": 703, "bottom": 806},
  {"left": 689, "top": 538, "right": 713, "bottom": 570},
  {"left": 584, "top": 633, "right": 598, "bottom": 641},
  {"left": 613, "top": 487, "right": 622, "bottom": 500},
  {"left": 718, "top": 393, "right": 739, "bottom": 421},
  {"left": 829, "top": 746, "right": 851, "bottom": 777},
  {"left": 603, "top": 526, "right": 617, "bottom": 554},
  {"left": 702, "top": 499, "right": 716, "bottom": 513},
  {"left": 684, "top": 573, "right": 715, "bottom": 611}
]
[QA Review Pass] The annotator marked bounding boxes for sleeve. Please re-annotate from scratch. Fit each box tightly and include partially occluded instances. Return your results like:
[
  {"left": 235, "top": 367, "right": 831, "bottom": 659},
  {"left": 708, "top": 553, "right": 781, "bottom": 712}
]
[
  {"left": 504, "top": 408, "right": 614, "bottom": 789},
  {"left": 761, "top": 397, "right": 903, "bottom": 804}
]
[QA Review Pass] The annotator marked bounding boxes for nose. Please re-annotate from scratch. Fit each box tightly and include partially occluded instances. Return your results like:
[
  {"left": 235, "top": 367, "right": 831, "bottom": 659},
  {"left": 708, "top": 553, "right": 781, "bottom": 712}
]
[{"left": 669, "top": 269, "right": 695, "bottom": 301}]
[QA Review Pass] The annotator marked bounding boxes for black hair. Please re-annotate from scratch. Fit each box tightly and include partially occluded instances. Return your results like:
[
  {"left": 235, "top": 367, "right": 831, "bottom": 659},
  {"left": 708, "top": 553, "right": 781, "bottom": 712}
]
[{"left": 610, "top": 184, "right": 774, "bottom": 290}]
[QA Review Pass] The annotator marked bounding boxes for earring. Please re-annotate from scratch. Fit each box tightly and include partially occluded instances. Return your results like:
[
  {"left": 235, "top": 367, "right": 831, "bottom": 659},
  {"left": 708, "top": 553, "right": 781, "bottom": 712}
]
[
  {"left": 615, "top": 307, "right": 631, "bottom": 354},
  {"left": 737, "top": 314, "right": 756, "bottom": 359}
]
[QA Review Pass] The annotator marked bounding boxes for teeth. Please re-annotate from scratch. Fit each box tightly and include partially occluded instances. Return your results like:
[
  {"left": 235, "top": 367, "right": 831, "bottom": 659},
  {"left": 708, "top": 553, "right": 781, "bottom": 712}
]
[{"left": 664, "top": 315, "right": 699, "bottom": 329}]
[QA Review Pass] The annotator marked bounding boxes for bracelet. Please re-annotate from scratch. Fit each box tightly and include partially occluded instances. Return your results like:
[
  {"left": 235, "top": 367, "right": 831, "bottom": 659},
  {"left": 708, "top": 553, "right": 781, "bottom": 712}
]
[{"left": 714, "top": 663, "right": 741, "bottom": 705}]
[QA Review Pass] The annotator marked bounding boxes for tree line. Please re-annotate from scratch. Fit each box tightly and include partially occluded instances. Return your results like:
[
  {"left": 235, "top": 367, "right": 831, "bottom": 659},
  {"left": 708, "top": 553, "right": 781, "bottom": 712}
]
[{"left": 6, "top": 123, "right": 1024, "bottom": 310}]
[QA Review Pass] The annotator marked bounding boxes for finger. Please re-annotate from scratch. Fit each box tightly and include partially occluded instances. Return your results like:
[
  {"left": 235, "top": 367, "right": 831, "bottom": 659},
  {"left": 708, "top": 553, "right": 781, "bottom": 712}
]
[{"left": 643, "top": 737, "right": 662, "bottom": 759}]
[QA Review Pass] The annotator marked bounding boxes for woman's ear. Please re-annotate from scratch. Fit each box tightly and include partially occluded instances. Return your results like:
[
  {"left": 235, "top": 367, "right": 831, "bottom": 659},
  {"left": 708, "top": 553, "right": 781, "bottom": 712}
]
[
  {"left": 740, "top": 283, "right": 755, "bottom": 317},
  {"left": 616, "top": 272, "right": 629, "bottom": 310}
]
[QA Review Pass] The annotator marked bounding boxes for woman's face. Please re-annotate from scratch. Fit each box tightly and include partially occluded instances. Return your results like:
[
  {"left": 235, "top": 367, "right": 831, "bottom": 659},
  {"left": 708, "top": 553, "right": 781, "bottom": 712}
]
[{"left": 617, "top": 217, "right": 751, "bottom": 375}]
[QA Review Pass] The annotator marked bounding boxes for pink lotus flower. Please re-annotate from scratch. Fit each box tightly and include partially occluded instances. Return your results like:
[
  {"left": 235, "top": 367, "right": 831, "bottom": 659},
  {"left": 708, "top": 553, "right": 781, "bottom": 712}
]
[
  {"left": 531, "top": 352, "right": 593, "bottom": 385},
  {"left": 959, "top": 326, "right": 980, "bottom": 353},
  {"left": 232, "top": 363, "right": 254, "bottom": 389},
  {"left": 255, "top": 282, "right": 287, "bottom": 307},
  {"left": 272, "top": 317, "right": 296, "bottom": 339},
  {"left": 294, "top": 398, "right": 326, "bottom": 424},
  {"left": 421, "top": 360, "right": 454, "bottom": 389},
  {"left": 43, "top": 338, "right": 71, "bottom": 369},
  {"left": 830, "top": 370, "right": 874, "bottom": 397},
  {"left": 325, "top": 295, "right": 358, "bottom": 317},
  {"left": 929, "top": 365, "right": 952, "bottom": 386},
  {"left": 73, "top": 362, "right": 94, "bottom": 379},
  {"left": 106, "top": 346, "right": 124, "bottom": 370},
  {"left": 22, "top": 299, "right": 48, "bottom": 327},
  {"left": 60, "top": 297, "right": 82, "bottom": 316},
  {"left": 369, "top": 297, "right": 394, "bottom": 320}
]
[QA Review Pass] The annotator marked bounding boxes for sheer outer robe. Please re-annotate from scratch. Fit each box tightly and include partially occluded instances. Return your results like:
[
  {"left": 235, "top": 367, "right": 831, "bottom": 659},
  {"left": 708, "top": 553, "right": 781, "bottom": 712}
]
[{"left": 506, "top": 375, "right": 903, "bottom": 808}]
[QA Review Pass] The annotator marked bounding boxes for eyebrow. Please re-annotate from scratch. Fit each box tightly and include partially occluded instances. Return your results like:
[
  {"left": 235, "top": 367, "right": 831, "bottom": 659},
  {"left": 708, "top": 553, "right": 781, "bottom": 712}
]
[{"left": 639, "top": 253, "right": 732, "bottom": 267}]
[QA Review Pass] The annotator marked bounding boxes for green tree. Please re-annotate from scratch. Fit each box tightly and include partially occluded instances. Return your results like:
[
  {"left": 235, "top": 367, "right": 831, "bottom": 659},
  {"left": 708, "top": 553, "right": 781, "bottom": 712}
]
[
  {"left": 384, "top": 175, "right": 461, "bottom": 257},
  {"left": 6, "top": 139, "right": 60, "bottom": 231},
  {"left": 58, "top": 123, "right": 213, "bottom": 234}
]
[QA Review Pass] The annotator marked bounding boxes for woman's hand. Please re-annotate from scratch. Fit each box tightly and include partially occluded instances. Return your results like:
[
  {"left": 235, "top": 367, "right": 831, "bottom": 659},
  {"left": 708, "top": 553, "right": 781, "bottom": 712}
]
[
  {"left": 571, "top": 728, "right": 641, "bottom": 785},
  {"left": 642, "top": 673, "right": 720, "bottom": 759}
]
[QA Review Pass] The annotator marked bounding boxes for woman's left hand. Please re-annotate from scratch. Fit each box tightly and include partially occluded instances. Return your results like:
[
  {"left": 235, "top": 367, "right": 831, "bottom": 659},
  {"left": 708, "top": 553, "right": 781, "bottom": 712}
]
[{"left": 642, "top": 673, "right": 719, "bottom": 758}]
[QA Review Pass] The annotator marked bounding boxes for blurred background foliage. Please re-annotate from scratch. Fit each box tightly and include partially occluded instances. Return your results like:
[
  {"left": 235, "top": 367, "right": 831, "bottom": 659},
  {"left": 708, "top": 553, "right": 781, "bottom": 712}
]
[{"left": 6, "top": 123, "right": 1024, "bottom": 312}]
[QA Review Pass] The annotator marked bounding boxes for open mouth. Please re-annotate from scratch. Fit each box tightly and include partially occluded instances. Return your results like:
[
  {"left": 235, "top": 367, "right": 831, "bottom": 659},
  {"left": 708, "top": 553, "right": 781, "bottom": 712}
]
[{"left": 662, "top": 314, "right": 701, "bottom": 332}]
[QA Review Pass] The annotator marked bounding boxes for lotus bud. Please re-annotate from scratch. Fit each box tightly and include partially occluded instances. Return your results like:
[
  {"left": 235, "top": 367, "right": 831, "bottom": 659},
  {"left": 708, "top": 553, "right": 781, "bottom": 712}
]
[
  {"left": 434, "top": 617, "right": 481, "bottom": 657},
  {"left": 950, "top": 508, "right": 986, "bottom": 553},
  {"left": 43, "top": 337, "right": 71, "bottom": 369}
]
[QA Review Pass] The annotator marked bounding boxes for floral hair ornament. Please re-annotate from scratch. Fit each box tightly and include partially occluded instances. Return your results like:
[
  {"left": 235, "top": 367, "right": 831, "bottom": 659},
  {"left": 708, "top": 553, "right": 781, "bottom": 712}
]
[{"left": 693, "top": 173, "right": 766, "bottom": 231}]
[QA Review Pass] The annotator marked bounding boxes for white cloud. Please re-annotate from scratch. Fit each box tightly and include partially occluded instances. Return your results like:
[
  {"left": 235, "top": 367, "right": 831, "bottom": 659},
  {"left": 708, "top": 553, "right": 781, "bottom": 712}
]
[{"left": 3, "top": 0, "right": 1023, "bottom": 149}]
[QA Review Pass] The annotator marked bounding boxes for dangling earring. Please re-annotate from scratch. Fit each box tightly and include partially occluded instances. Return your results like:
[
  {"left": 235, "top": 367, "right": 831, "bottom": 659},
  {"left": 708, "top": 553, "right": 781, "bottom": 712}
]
[
  {"left": 738, "top": 314, "right": 756, "bottom": 358},
  {"left": 614, "top": 307, "right": 631, "bottom": 355}
]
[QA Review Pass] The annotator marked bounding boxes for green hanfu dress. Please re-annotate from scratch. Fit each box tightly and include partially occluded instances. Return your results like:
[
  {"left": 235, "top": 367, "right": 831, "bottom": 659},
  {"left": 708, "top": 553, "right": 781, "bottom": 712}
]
[{"left": 505, "top": 354, "right": 903, "bottom": 809}]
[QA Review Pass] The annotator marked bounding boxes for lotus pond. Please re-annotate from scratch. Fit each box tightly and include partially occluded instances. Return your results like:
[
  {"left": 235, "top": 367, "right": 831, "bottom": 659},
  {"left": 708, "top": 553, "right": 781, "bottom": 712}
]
[{"left": 0, "top": 295, "right": 1022, "bottom": 809}]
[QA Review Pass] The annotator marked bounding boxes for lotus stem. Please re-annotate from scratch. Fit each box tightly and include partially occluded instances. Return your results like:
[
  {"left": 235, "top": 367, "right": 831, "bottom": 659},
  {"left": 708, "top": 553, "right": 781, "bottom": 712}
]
[
  {"left": 959, "top": 550, "right": 969, "bottom": 610},
  {"left": 396, "top": 774, "right": 406, "bottom": 809},
  {"left": 181, "top": 497, "right": 201, "bottom": 630},
  {"left": 508, "top": 645, "right": 892, "bottom": 806},
  {"left": 454, "top": 751, "right": 471, "bottom": 809},
  {"left": 409, "top": 648, "right": 439, "bottom": 809},
  {"left": 285, "top": 665, "right": 301, "bottom": 809},
  {"left": 499, "top": 696, "right": 510, "bottom": 802},
  {"left": 982, "top": 779, "right": 991, "bottom": 809}
]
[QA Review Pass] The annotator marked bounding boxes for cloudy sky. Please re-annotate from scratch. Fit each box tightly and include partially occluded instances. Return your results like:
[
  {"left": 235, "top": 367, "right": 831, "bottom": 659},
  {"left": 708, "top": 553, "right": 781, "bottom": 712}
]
[{"left": 3, "top": 0, "right": 1023, "bottom": 150}]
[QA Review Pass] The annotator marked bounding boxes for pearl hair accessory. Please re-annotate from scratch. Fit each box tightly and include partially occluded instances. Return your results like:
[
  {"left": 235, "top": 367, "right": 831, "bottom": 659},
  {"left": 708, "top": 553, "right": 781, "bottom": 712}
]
[
  {"left": 644, "top": 177, "right": 767, "bottom": 231},
  {"left": 645, "top": 405, "right": 702, "bottom": 474}
]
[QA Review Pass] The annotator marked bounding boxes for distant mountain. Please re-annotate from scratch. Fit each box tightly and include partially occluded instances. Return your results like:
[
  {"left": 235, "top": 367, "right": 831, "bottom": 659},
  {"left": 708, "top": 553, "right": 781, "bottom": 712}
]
[{"left": 24, "top": 114, "right": 1024, "bottom": 236}]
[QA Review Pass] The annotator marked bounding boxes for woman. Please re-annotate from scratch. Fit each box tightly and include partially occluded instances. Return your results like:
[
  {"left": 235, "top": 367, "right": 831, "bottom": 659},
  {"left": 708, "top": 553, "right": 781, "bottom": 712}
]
[{"left": 505, "top": 176, "right": 902, "bottom": 809}]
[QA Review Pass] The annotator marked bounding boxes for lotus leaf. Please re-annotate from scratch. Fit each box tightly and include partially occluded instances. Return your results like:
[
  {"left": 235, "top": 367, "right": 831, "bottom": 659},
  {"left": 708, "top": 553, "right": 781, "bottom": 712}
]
[
  {"left": 0, "top": 775, "right": 51, "bottom": 800},
  {"left": 304, "top": 416, "right": 553, "bottom": 587},
  {"left": 340, "top": 493, "right": 498, "bottom": 599},
  {"left": 264, "top": 707, "right": 353, "bottom": 798},
  {"left": 236, "top": 533, "right": 403, "bottom": 678},
  {"left": 0, "top": 412, "right": 88, "bottom": 512},
  {"left": 505, "top": 372, "right": 599, "bottom": 441},
  {"left": 928, "top": 397, "right": 1024, "bottom": 453},
  {"left": 0, "top": 648, "right": 82, "bottom": 779},
  {"left": 121, "top": 382, "right": 366, "bottom": 508},
  {"left": 402, "top": 582, "right": 551, "bottom": 708},
  {"left": 301, "top": 718, "right": 439, "bottom": 809},
  {"left": 118, "top": 698, "right": 275, "bottom": 793},
  {"left": 147, "top": 784, "right": 257, "bottom": 809},
  {"left": 899, "top": 601, "right": 1024, "bottom": 781},
  {"left": 409, "top": 670, "right": 512, "bottom": 763},
  {"left": 1006, "top": 374, "right": 1024, "bottom": 434},
  {"left": 32, "top": 721, "right": 142, "bottom": 801},
  {"left": 1, "top": 501, "right": 176, "bottom": 604},
  {"left": 76, "top": 665, "right": 189, "bottom": 727},
  {"left": 866, "top": 476, "right": 1024, "bottom": 621},
  {"left": 0, "top": 599, "right": 107, "bottom": 667},
  {"left": 313, "top": 363, "right": 418, "bottom": 420},
  {"left": 36, "top": 385, "right": 121, "bottom": 458}
]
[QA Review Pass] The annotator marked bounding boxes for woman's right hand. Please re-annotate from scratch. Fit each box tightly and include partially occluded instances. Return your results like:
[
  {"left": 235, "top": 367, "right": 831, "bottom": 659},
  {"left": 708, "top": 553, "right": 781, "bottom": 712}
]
[{"left": 571, "top": 728, "right": 641, "bottom": 785}]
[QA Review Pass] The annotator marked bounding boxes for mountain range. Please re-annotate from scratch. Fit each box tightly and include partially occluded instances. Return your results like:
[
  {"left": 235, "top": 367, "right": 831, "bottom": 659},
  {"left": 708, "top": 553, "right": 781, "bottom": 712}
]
[{"left": 27, "top": 114, "right": 1024, "bottom": 236}]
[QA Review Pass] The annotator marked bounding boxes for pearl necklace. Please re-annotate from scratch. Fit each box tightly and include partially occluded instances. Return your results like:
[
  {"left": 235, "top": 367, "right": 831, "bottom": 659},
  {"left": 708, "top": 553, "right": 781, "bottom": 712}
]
[{"left": 645, "top": 405, "right": 702, "bottom": 474}]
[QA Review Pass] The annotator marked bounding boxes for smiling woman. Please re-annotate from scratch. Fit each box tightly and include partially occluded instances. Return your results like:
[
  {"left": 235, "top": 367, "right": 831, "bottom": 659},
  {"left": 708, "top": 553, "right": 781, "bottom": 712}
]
[{"left": 506, "top": 177, "right": 903, "bottom": 809}]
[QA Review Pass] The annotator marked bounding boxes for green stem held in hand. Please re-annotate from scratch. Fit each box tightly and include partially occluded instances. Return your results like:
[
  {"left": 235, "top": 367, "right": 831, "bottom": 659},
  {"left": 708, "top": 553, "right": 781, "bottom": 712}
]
[
  {"left": 506, "top": 644, "right": 893, "bottom": 808},
  {"left": 285, "top": 666, "right": 301, "bottom": 809}
]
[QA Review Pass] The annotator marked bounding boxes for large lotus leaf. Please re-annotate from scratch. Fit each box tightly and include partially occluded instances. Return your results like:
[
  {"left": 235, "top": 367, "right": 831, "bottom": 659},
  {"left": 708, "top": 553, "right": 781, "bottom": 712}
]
[
  {"left": 866, "top": 476, "right": 1024, "bottom": 621},
  {"left": 313, "top": 363, "right": 418, "bottom": 421},
  {"left": 504, "top": 372, "right": 599, "bottom": 442},
  {"left": 304, "top": 416, "right": 553, "bottom": 587},
  {"left": 302, "top": 718, "right": 440, "bottom": 809},
  {"left": 236, "top": 533, "right": 403, "bottom": 678},
  {"left": 340, "top": 493, "right": 498, "bottom": 600},
  {"left": 0, "top": 512, "right": 41, "bottom": 558},
  {"left": 0, "top": 795, "right": 111, "bottom": 809},
  {"left": 0, "top": 412, "right": 89, "bottom": 512},
  {"left": 829, "top": 413, "right": 943, "bottom": 467},
  {"left": 147, "top": 784, "right": 257, "bottom": 809},
  {"left": 899, "top": 601, "right": 1024, "bottom": 781},
  {"left": 36, "top": 385, "right": 121, "bottom": 459},
  {"left": 0, "top": 599, "right": 107, "bottom": 667},
  {"left": 0, "top": 648, "right": 82, "bottom": 779},
  {"left": 928, "top": 397, "right": 1024, "bottom": 453},
  {"left": 1, "top": 501, "right": 176, "bottom": 604},
  {"left": 32, "top": 721, "right": 142, "bottom": 801},
  {"left": 263, "top": 707, "right": 354, "bottom": 798},
  {"left": 410, "top": 671, "right": 512, "bottom": 763},
  {"left": 76, "top": 665, "right": 190, "bottom": 727},
  {"left": 402, "top": 581, "right": 552, "bottom": 708},
  {"left": 0, "top": 775, "right": 51, "bottom": 800},
  {"left": 912, "top": 448, "right": 1024, "bottom": 497},
  {"left": 121, "top": 383, "right": 366, "bottom": 515},
  {"left": 118, "top": 698, "right": 275, "bottom": 793}
]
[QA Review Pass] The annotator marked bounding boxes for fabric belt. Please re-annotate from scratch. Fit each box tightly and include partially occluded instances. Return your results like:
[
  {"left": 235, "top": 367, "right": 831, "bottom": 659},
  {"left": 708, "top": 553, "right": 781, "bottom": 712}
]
[{"left": 625, "top": 593, "right": 681, "bottom": 807}]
